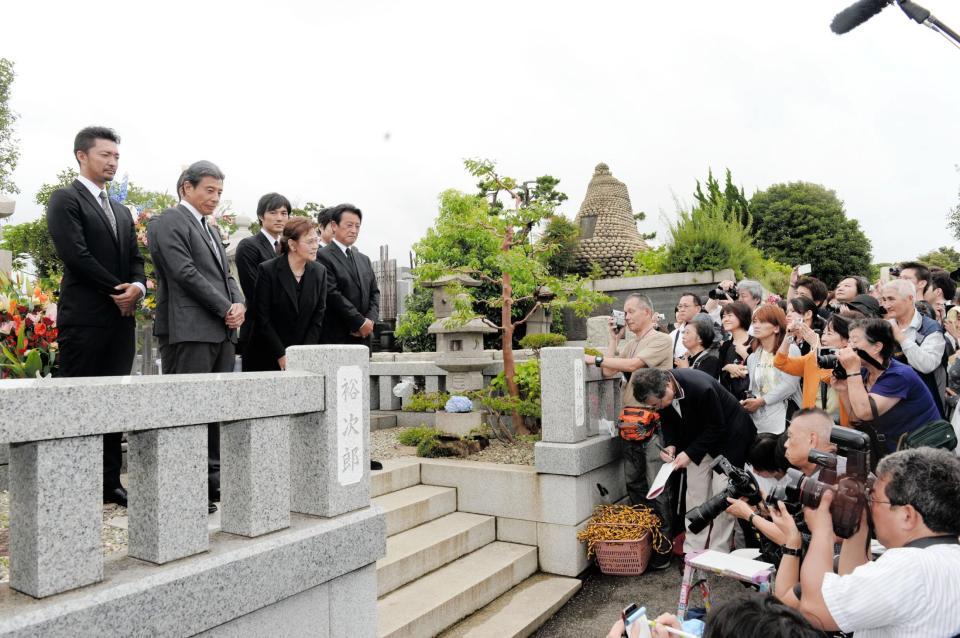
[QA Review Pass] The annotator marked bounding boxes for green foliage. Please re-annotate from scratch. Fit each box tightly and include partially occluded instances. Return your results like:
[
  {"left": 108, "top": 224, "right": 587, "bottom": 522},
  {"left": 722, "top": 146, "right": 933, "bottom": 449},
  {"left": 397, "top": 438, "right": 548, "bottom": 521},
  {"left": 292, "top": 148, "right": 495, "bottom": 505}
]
[
  {"left": 584, "top": 347, "right": 603, "bottom": 357},
  {"left": 397, "top": 426, "right": 438, "bottom": 446},
  {"left": 917, "top": 246, "right": 960, "bottom": 272},
  {"left": 663, "top": 202, "right": 763, "bottom": 277},
  {"left": 0, "top": 218, "right": 62, "bottom": 279},
  {"left": 631, "top": 210, "right": 657, "bottom": 242},
  {"left": 694, "top": 168, "right": 751, "bottom": 228},
  {"left": 394, "top": 286, "right": 436, "bottom": 352},
  {"left": 123, "top": 183, "right": 177, "bottom": 210},
  {"left": 401, "top": 391, "right": 450, "bottom": 413},
  {"left": 538, "top": 214, "right": 579, "bottom": 277},
  {"left": 291, "top": 201, "right": 324, "bottom": 218},
  {"left": 749, "top": 181, "right": 873, "bottom": 288},
  {"left": 518, "top": 332, "right": 566, "bottom": 353},
  {"left": 417, "top": 435, "right": 457, "bottom": 458},
  {"left": 949, "top": 167, "right": 960, "bottom": 242},
  {"left": 481, "top": 359, "right": 541, "bottom": 418},
  {"left": 35, "top": 168, "right": 78, "bottom": 207},
  {"left": 623, "top": 246, "right": 669, "bottom": 277},
  {"left": 0, "top": 58, "right": 19, "bottom": 194}
]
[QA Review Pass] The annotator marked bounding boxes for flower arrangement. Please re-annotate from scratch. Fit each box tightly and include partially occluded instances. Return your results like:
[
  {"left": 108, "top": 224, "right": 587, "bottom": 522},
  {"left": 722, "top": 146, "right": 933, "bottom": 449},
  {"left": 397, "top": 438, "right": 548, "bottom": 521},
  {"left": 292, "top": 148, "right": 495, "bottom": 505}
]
[{"left": 0, "top": 271, "right": 58, "bottom": 379}]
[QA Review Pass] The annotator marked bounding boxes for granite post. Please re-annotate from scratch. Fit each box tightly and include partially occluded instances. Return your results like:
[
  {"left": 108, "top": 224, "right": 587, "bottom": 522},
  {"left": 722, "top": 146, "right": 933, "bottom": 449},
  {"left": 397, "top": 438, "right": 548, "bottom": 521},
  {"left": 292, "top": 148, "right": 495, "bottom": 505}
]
[
  {"left": 8, "top": 436, "right": 102, "bottom": 598},
  {"left": 287, "top": 345, "right": 371, "bottom": 517},
  {"left": 127, "top": 426, "right": 208, "bottom": 564},
  {"left": 221, "top": 416, "right": 291, "bottom": 537},
  {"left": 540, "top": 347, "right": 588, "bottom": 444},
  {"left": 379, "top": 375, "right": 401, "bottom": 410}
]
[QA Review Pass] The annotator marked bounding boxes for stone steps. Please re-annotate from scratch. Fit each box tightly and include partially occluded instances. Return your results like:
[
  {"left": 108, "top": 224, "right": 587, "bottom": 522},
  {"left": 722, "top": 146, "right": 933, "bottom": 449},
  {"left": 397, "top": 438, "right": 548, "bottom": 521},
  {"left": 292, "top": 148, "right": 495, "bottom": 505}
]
[
  {"left": 376, "top": 541, "right": 538, "bottom": 638},
  {"left": 439, "top": 573, "right": 582, "bottom": 638},
  {"left": 371, "top": 458, "right": 421, "bottom": 498},
  {"left": 377, "top": 511, "right": 495, "bottom": 597},
  {"left": 372, "top": 484, "right": 457, "bottom": 536}
]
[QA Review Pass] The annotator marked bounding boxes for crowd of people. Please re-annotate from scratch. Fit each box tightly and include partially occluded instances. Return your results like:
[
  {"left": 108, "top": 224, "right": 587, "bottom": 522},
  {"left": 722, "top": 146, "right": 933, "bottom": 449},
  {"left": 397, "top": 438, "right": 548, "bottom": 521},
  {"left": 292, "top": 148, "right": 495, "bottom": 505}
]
[
  {"left": 596, "top": 270, "right": 960, "bottom": 636},
  {"left": 46, "top": 126, "right": 381, "bottom": 513}
]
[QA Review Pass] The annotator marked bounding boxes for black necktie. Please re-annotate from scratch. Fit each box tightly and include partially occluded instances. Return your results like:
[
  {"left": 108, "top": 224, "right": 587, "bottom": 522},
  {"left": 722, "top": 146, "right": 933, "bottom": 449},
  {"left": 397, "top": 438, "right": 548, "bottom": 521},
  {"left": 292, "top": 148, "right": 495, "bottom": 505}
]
[
  {"left": 274, "top": 239, "right": 281, "bottom": 255},
  {"left": 345, "top": 246, "right": 360, "bottom": 280}
]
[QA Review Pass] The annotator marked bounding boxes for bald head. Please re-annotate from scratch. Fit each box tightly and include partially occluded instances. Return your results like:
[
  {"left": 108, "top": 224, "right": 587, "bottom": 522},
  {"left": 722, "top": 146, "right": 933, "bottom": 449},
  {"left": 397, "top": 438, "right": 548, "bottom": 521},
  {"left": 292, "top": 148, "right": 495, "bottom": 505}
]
[{"left": 790, "top": 409, "right": 832, "bottom": 444}]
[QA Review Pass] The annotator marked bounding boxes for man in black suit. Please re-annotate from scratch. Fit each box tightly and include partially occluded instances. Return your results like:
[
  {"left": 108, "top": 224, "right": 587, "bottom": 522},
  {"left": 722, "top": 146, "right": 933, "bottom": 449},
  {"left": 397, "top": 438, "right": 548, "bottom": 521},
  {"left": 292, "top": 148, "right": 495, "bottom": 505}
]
[
  {"left": 235, "top": 192, "right": 290, "bottom": 370},
  {"left": 632, "top": 367, "right": 757, "bottom": 554},
  {"left": 316, "top": 204, "right": 380, "bottom": 345},
  {"left": 46, "top": 126, "right": 146, "bottom": 508},
  {"left": 147, "top": 160, "right": 244, "bottom": 513}
]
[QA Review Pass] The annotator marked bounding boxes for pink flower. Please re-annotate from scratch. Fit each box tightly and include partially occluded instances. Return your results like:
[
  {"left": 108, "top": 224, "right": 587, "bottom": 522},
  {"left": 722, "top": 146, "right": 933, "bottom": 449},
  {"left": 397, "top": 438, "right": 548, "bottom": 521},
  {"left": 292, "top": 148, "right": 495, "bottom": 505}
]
[{"left": 0, "top": 321, "right": 13, "bottom": 335}]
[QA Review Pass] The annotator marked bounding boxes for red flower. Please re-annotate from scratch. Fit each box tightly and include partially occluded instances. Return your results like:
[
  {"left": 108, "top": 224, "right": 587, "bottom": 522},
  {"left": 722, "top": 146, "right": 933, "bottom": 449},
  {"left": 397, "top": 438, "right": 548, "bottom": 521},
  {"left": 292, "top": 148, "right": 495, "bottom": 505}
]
[{"left": 35, "top": 322, "right": 47, "bottom": 336}]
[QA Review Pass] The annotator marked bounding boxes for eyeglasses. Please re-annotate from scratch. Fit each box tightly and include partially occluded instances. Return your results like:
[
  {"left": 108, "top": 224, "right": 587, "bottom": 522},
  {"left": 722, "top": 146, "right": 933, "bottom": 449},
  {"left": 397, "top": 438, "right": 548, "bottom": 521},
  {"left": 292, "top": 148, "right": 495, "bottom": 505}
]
[{"left": 866, "top": 486, "right": 893, "bottom": 506}]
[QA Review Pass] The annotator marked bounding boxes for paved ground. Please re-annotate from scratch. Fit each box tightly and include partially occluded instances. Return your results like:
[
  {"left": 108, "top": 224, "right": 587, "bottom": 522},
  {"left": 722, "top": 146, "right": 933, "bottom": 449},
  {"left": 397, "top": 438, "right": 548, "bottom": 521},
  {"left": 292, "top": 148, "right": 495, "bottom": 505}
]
[{"left": 533, "top": 557, "right": 748, "bottom": 637}]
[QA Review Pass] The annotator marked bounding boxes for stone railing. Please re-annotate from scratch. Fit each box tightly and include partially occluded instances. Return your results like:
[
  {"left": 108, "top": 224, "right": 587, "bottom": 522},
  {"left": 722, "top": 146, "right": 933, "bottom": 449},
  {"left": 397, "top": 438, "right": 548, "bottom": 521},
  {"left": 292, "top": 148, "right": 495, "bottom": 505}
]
[
  {"left": 368, "top": 350, "right": 535, "bottom": 411},
  {"left": 0, "top": 345, "right": 385, "bottom": 637}
]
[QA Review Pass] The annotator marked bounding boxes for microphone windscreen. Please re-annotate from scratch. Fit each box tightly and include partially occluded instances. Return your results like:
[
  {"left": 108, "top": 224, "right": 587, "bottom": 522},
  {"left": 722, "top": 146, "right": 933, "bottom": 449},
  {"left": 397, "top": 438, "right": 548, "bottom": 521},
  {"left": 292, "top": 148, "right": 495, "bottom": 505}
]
[{"left": 830, "top": 0, "right": 890, "bottom": 34}]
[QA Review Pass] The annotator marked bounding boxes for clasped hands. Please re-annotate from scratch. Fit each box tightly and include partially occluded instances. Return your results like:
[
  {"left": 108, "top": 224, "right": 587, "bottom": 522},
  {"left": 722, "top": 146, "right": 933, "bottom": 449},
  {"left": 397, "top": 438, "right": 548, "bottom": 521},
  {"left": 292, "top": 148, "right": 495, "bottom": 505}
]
[
  {"left": 111, "top": 283, "right": 143, "bottom": 317},
  {"left": 225, "top": 303, "right": 245, "bottom": 329},
  {"left": 350, "top": 318, "right": 375, "bottom": 338}
]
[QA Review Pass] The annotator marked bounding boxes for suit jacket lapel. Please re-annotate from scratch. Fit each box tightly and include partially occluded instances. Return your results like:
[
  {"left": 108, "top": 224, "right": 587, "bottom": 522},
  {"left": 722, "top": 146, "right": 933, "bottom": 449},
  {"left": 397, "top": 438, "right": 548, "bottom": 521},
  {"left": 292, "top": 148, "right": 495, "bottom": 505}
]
[
  {"left": 180, "top": 205, "right": 227, "bottom": 276},
  {"left": 277, "top": 256, "right": 299, "bottom": 312},
  {"left": 295, "top": 263, "right": 318, "bottom": 335},
  {"left": 330, "top": 245, "right": 361, "bottom": 287},
  {"left": 73, "top": 180, "right": 120, "bottom": 248},
  {"left": 256, "top": 232, "right": 276, "bottom": 261}
]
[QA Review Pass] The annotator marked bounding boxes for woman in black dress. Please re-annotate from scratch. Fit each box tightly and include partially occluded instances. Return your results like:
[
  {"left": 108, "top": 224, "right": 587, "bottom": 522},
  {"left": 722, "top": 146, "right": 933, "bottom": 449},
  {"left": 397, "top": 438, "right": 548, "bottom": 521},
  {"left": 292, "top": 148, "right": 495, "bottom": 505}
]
[
  {"left": 717, "top": 301, "right": 753, "bottom": 400},
  {"left": 247, "top": 217, "right": 327, "bottom": 371}
]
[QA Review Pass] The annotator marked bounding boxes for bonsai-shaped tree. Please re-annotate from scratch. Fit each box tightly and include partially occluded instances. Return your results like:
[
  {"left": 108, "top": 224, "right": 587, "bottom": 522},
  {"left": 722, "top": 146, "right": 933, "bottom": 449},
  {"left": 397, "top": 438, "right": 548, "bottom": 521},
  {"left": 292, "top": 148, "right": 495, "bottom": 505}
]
[{"left": 415, "top": 159, "right": 610, "bottom": 434}]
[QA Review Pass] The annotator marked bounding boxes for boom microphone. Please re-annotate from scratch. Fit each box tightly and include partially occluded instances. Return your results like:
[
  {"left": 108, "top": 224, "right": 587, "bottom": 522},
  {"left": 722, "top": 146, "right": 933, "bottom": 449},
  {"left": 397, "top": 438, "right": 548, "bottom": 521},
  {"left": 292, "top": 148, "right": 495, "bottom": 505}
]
[{"left": 830, "top": 0, "right": 892, "bottom": 34}]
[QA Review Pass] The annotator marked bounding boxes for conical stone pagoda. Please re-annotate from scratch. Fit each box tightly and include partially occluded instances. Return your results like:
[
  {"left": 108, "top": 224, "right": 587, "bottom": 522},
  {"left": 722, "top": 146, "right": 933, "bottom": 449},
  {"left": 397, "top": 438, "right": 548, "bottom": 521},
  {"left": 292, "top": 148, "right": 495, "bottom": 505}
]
[{"left": 572, "top": 163, "right": 649, "bottom": 278}]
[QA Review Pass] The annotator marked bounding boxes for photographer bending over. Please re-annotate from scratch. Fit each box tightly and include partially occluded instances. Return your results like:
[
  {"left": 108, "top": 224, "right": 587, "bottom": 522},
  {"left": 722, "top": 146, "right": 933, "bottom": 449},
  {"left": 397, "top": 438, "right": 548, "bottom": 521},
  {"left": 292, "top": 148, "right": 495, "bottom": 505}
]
[
  {"left": 834, "top": 318, "right": 940, "bottom": 456},
  {"left": 775, "top": 448, "right": 960, "bottom": 637},
  {"left": 633, "top": 368, "right": 756, "bottom": 553}
]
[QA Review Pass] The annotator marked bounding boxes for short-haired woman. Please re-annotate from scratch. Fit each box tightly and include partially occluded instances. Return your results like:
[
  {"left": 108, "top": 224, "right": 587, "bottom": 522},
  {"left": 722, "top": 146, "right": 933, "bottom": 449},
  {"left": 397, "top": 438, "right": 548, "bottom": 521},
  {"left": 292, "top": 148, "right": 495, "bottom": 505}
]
[
  {"left": 246, "top": 218, "right": 328, "bottom": 371},
  {"left": 834, "top": 318, "right": 941, "bottom": 455}
]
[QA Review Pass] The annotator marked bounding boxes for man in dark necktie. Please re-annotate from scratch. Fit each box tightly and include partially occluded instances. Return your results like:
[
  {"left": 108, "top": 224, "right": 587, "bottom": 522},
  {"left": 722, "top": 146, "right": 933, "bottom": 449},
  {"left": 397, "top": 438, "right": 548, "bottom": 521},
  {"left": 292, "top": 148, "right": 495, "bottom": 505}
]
[
  {"left": 46, "top": 126, "right": 146, "bottom": 508},
  {"left": 235, "top": 192, "right": 290, "bottom": 370},
  {"left": 316, "top": 203, "right": 380, "bottom": 346},
  {"left": 147, "top": 160, "right": 244, "bottom": 513}
]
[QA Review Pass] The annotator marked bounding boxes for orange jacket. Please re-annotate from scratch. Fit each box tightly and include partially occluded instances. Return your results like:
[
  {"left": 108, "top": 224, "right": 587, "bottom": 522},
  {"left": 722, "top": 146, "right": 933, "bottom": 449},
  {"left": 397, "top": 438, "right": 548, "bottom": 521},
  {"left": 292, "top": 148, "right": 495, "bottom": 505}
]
[{"left": 773, "top": 351, "right": 851, "bottom": 427}]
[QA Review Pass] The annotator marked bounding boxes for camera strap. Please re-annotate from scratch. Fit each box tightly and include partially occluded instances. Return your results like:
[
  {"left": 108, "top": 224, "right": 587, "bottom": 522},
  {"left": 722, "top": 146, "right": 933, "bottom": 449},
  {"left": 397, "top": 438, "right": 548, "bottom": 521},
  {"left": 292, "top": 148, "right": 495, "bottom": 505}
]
[{"left": 904, "top": 535, "right": 960, "bottom": 550}]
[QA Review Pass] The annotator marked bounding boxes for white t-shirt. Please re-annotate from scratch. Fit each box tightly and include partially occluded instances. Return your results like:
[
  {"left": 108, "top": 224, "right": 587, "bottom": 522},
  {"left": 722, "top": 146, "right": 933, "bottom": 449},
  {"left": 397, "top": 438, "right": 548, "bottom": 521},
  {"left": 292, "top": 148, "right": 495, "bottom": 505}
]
[{"left": 821, "top": 542, "right": 960, "bottom": 638}]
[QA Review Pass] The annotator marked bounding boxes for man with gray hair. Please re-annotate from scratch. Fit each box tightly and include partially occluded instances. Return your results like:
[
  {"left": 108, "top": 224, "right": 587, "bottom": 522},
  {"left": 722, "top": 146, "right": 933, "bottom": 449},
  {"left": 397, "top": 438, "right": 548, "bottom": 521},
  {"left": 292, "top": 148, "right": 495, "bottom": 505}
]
[
  {"left": 782, "top": 447, "right": 960, "bottom": 637},
  {"left": 880, "top": 278, "right": 947, "bottom": 417},
  {"left": 148, "top": 160, "right": 244, "bottom": 513},
  {"left": 706, "top": 278, "right": 763, "bottom": 323}
]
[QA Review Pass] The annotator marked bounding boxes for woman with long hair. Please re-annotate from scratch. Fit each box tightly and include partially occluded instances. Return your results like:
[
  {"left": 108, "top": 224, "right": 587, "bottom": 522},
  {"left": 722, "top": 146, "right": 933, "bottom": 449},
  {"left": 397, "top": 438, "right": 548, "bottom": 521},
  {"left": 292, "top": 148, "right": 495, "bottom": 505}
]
[
  {"left": 742, "top": 305, "right": 801, "bottom": 434},
  {"left": 718, "top": 302, "right": 753, "bottom": 400}
]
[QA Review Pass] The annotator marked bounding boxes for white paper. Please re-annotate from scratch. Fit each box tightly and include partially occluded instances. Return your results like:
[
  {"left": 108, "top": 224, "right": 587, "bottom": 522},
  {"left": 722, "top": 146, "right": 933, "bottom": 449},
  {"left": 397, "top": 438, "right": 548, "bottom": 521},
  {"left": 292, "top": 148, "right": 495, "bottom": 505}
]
[
  {"left": 600, "top": 418, "right": 617, "bottom": 438},
  {"left": 645, "top": 462, "right": 676, "bottom": 500},
  {"left": 689, "top": 549, "right": 774, "bottom": 580}
]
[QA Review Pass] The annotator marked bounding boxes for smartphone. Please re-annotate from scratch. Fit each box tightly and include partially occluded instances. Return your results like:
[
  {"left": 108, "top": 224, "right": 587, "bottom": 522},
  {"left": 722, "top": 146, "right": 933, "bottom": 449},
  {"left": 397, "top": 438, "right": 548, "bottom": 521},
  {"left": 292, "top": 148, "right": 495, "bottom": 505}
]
[
  {"left": 612, "top": 310, "right": 626, "bottom": 329},
  {"left": 622, "top": 604, "right": 651, "bottom": 638},
  {"left": 797, "top": 264, "right": 812, "bottom": 276}
]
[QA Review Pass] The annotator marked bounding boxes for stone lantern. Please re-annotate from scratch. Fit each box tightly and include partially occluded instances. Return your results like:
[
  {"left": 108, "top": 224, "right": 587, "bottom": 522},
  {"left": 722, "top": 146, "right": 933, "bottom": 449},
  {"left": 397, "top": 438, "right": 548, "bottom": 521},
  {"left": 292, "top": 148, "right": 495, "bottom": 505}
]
[
  {"left": 424, "top": 274, "right": 497, "bottom": 435},
  {"left": 524, "top": 286, "right": 555, "bottom": 336}
]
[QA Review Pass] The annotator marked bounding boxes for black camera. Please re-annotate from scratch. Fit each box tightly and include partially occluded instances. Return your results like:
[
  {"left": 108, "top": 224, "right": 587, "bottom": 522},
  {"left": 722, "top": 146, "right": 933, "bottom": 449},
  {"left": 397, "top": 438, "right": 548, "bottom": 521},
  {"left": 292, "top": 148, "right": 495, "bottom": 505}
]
[
  {"left": 815, "top": 347, "right": 848, "bottom": 380},
  {"left": 889, "top": 265, "right": 901, "bottom": 278},
  {"left": 766, "top": 427, "right": 872, "bottom": 538},
  {"left": 708, "top": 285, "right": 737, "bottom": 301},
  {"left": 685, "top": 456, "right": 761, "bottom": 535}
]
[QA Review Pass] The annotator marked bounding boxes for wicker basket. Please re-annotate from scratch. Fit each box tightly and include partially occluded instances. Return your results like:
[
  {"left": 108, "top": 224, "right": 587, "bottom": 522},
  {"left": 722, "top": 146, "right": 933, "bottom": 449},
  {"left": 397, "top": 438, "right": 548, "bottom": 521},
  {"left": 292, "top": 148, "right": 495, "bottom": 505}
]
[{"left": 594, "top": 529, "right": 653, "bottom": 576}]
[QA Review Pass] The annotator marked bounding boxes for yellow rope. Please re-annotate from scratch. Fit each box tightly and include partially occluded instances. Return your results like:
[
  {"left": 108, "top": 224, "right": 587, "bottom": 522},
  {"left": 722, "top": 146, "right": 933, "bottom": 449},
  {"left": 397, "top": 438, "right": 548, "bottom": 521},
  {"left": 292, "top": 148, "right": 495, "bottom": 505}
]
[{"left": 576, "top": 504, "right": 672, "bottom": 558}]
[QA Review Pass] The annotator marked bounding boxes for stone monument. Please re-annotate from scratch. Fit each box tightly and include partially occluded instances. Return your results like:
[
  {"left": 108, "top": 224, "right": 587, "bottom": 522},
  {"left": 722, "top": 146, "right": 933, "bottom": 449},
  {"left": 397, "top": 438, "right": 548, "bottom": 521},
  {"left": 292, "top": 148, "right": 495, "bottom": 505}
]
[
  {"left": 425, "top": 274, "right": 496, "bottom": 436},
  {"left": 572, "top": 163, "right": 649, "bottom": 278}
]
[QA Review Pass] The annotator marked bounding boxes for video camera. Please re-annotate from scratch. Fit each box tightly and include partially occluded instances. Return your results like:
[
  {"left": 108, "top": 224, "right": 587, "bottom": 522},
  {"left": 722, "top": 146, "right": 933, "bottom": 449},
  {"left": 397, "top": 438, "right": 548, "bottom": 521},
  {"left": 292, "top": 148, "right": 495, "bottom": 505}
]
[
  {"left": 766, "top": 427, "right": 873, "bottom": 538},
  {"left": 708, "top": 285, "right": 738, "bottom": 301},
  {"left": 685, "top": 456, "right": 761, "bottom": 535}
]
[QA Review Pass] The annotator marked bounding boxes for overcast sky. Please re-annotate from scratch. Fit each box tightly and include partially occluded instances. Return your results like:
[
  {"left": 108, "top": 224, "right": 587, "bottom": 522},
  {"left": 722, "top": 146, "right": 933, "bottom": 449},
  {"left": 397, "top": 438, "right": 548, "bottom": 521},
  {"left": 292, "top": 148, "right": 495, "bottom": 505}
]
[{"left": 3, "top": 1, "right": 959, "bottom": 267}]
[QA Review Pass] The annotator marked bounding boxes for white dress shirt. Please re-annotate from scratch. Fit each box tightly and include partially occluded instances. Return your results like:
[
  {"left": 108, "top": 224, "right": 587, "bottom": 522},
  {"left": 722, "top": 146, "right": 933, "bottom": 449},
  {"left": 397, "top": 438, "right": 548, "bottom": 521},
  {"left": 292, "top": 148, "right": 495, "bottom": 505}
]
[
  {"left": 261, "top": 229, "right": 281, "bottom": 253},
  {"left": 822, "top": 543, "right": 960, "bottom": 637},
  {"left": 332, "top": 238, "right": 353, "bottom": 256},
  {"left": 77, "top": 174, "right": 145, "bottom": 298}
]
